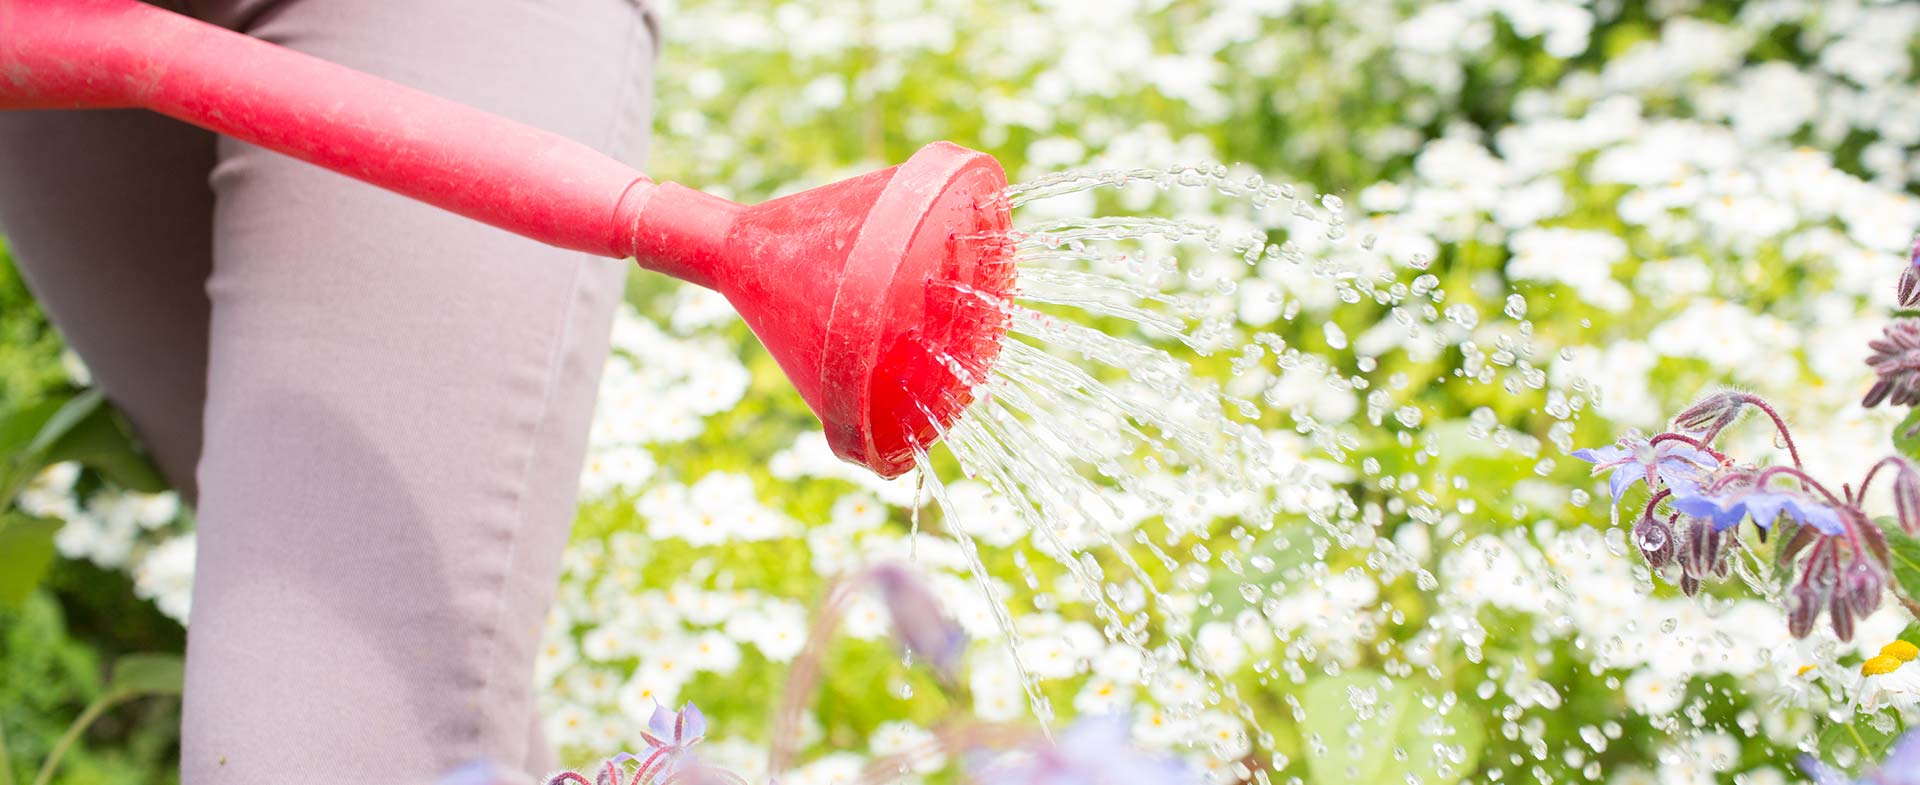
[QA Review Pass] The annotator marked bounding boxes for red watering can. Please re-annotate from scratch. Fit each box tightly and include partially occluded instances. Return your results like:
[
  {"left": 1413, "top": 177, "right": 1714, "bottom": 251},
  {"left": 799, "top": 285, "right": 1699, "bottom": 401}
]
[{"left": 0, "top": 0, "right": 1016, "bottom": 478}]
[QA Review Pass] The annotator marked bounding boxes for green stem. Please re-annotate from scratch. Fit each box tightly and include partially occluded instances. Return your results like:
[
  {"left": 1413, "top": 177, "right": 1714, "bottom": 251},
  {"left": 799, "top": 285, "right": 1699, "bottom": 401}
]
[
  {"left": 31, "top": 694, "right": 116, "bottom": 785},
  {"left": 1847, "top": 722, "right": 1873, "bottom": 759}
]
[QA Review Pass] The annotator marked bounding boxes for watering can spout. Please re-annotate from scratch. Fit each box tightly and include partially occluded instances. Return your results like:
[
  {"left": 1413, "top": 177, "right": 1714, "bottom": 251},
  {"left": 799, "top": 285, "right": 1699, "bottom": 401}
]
[{"left": 0, "top": 0, "right": 1014, "bottom": 478}]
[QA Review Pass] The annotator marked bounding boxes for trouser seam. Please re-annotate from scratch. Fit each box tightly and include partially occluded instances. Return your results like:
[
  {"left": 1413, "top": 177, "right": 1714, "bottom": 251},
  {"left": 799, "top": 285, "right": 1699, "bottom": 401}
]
[{"left": 472, "top": 4, "right": 648, "bottom": 765}]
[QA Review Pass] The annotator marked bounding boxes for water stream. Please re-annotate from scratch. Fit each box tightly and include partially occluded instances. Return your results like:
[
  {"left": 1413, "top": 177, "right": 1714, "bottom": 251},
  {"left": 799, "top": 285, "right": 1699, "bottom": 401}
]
[{"left": 885, "top": 163, "right": 1586, "bottom": 783}]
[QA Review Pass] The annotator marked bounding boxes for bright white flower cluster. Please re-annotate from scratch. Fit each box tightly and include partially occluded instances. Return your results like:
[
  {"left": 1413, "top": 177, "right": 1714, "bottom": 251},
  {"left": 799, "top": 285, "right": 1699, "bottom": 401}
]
[{"left": 19, "top": 458, "right": 193, "bottom": 623}]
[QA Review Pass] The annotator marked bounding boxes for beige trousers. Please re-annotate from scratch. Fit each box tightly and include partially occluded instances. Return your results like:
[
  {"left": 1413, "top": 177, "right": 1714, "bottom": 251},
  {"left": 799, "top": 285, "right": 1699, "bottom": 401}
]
[{"left": 0, "top": 1, "right": 655, "bottom": 780}]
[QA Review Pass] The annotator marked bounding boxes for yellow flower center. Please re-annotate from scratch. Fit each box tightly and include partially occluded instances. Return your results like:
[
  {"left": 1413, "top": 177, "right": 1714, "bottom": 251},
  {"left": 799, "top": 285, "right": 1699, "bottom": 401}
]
[
  {"left": 1882, "top": 640, "right": 1920, "bottom": 662},
  {"left": 1863, "top": 655, "right": 1903, "bottom": 677},
  {"left": 1796, "top": 665, "right": 1815, "bottom": 678}
]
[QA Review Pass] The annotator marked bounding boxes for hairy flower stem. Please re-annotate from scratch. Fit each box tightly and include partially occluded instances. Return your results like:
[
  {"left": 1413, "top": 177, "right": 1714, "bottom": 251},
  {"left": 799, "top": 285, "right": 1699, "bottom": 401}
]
[
  {"left": 1754, "top": 466, "right": 1845, "bottom": 507},
  {"left": 1647, "top": 432, "right": 1730, "bottom": 463},
  {"left": 1855, "top": 455, "right": 1908, "bottom": 498},
  {"left": 1736, "top": 395, "right": 1804, "bottom": 468}
]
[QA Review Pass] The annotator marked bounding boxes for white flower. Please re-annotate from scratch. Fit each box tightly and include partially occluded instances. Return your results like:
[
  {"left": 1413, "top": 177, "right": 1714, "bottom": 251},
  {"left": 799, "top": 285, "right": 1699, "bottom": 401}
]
[
  {"left": 1624, "top": 669, "right": 1687, "bottom": 716},
  {"left": 687, "top": 630, "right": 743, "bottom": 674},
  {"left": 616, "top": 673, "right": 682, "bottom": 721},
  {"left": 1017, "top": 634, "right": 1081, "bottom": 680},
  {"left": 16, "top": 461, "right": 80, "bottom": 520},
  {"left": 971, "top": 650, "right": 1030, "bottom": 722},
  {"left": 581, "top": 623, "right": 637, "bottom": 662},
  {"left": 1073, "top": 674, "right": 1134, "bottom": 715},
  {"left": 1196, "top": 710, "right": 1251, "bottom": 759},
  {"left": 131, "top": 532, "right": 194, "bottom": 622},
  {"left": 53, "top": 512, "right": 136, "bottom": 569},
  {"left": 829, "top": 493, "right": 887, "bottom": 532},
  {"left": 579, "top": 444, "right": 657, "bottom": 499},
  {"left": 1504, "top": 227, "right": 1631, "bottom": 311},
  {"left": 546, "top": 703, "right": 594, "bottom": 749},
  {"left": 1133, "top": 706, "right": 1194, "bottom": 747},
  {"left": 1147, "top": 666, "right": 1207, "bottom": 709},
  {"left": 1854, "top": 644, "right": 1920, "bottom": 713},
  {"left": 787, "top": 753, "right": 866, "bottom": 785},
  {"left": 535, "top": 633, "right": 579, "bottom": 688},
  {"left": 725, "top": 600, "right": 809, "bottom": 662},
  {"left": 1195, "top": 621, "right": 1247, "bottom": 673},
  {"left": 869, "top": 721, "right": 944, "bottom": 774}
]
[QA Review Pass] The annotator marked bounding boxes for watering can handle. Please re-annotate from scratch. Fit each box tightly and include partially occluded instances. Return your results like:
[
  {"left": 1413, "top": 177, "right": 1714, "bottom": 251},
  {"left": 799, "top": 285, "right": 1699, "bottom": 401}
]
[{"left": 0, "top": 0, "right": 716, "bottom": 266}]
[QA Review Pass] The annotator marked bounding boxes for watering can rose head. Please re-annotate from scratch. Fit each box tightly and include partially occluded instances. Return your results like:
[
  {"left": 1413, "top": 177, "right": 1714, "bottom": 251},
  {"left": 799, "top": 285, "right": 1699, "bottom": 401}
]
[{"left": 626, "top": 143, "right": 1018, "bottom": 480}]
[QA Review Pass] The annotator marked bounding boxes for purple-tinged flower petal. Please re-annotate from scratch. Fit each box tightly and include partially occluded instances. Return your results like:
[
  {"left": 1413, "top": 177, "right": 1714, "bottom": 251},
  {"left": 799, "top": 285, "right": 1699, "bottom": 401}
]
[
  {"left": 648, "top": 703, "right": 676, "bottom": 745},
  {"left": 1796, "top": 755, "right": 1853, "bottom": 785},
  {"left": 867, "top": 564, "right": 969, "bottom": 679},
  {"left": 1880, "top": 729, "right": 1920, "bottom": 785},
  {"left": 975, "top": 715, "right": 1201, "bottom": 785},
  {"left": 1572, "top": 444, "right": 1629, "bottom": 465},
  {"left": 1786, "top": 498, "right": 1845, "bottom": 536},
  {"left": 1740, "top": 492, "right": 1791, "bottom": 531},
  {"left": 1669, "top": 491, "right": 1744, "bottom": 531},
  {"left": 1608, "top": 468, "right": 1641, "bottom": 502},
  {"left": 679, "top": 702, "right": 707, "bottom": 743}
]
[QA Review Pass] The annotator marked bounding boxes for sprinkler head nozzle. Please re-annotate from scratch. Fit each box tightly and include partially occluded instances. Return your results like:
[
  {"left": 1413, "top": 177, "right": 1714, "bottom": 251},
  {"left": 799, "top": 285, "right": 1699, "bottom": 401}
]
[{"left": 624, "top": 143, "right": 1015, "bottom": 478}]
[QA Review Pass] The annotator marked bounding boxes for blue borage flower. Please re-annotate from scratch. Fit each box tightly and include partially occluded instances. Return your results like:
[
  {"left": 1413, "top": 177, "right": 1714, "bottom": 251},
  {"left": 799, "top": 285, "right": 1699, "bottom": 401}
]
[
  {"left": 1575, "top": 390, "right": 1920, "bottom": 640},
  {"left": 1801, "top": 728, "right": 1920, "bottom": 785},
  {"left": 1571, "top": 434, "right": 1719, "bottom": 502},
  {"left": 548, "top": 702, "right": 744, "bottom": 785},
  {"left": 970, "top": 715, "right": 1201, "bottom": 785},
  {"left": 1669, "top": 479, "right": 1843, "bottom": 535}
]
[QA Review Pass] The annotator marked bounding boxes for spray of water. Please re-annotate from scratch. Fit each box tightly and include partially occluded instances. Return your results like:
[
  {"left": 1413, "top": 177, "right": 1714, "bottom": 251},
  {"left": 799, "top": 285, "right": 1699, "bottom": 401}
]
[{"left": 884, "top": 163, "right": 1597, "bottom": 784}]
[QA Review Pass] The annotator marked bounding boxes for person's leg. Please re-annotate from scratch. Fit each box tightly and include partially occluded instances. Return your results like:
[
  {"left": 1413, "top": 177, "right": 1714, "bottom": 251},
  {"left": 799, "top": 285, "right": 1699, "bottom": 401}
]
[
  {"left": 178, "top": 1, "right": 653, "bottom": 781},
  {"left": 0, "top": 107, "right": 216, "bottom": 499}
]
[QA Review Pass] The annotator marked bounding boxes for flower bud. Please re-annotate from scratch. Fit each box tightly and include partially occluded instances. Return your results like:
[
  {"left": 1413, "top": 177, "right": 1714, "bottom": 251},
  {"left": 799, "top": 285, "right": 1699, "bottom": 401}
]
[
  {"left": 1865, "top": 320, "right": 1920, "bottom": 407},
  {"left": 1830, "top": 592, "right": 1857, "bottom": 642},
  {"left": 1632, "top": 513, "right": 1673, "bottom": 568},
  {"left": 1900, "top": 235, "right": 1920, "bottom": 308},
  {"left": 1896, "top": 461, "right": 1920, "bottom": 535},
  {"left": 1671, "top": 391, "right": 1745, "bottom": 440},
  {"left": 1845, "top": 557, "right": 1887, "bottom": 618},
  {"left": 1787, "top": 581, "right": 1822, "bottom": 639}
]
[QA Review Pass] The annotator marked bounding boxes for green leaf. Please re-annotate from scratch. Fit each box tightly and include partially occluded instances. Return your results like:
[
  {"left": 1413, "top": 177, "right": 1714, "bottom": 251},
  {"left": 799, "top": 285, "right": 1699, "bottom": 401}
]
[
  {"left": 104, "top": 653, "right": 184, "bottom": 700},
  {"left": 0, "top": 397, "right": 66, "bottom": 501},
  {"left": 1897, "top": 409, "right": 1920, "bottom": 463},
  {"left": 1816, "top": 711, "right": 1902, "bottom": 773},
  {"left": 1878, "top": 519, "right": 1920, "bottom": 608},
  {"left": 34, "top": 390, "right": 166, "bottom": 493},
  {"left": 0, "top": 515, "right": 60, "bottom": 607},
  {"left": 23, "top": 388, "right": 104, "bottom": 457},
  {"left": 1300, "top": 670, "right": 1485, "bottom": 785},
  {"left": 31, "top": 653, "right": 184, "bottom": 785}
]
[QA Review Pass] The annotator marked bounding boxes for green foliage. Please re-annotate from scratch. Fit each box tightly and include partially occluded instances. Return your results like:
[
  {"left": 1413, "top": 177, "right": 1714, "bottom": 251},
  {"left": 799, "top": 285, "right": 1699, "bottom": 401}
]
[
  {"left": 0, "top": 594, "right": 180, "bottom": 785},
  {"left": 1299, "top": 670, "right": 1484, "bottom": 785},
  {"left": 0, "top": 389, "right": 165, "bottom": 610},
  {"left": 1882, "top": 520, "right": 1920, "bottom": 611},
  {"left": 0, "top": 516, "right": 60, "bottom": 608}
]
